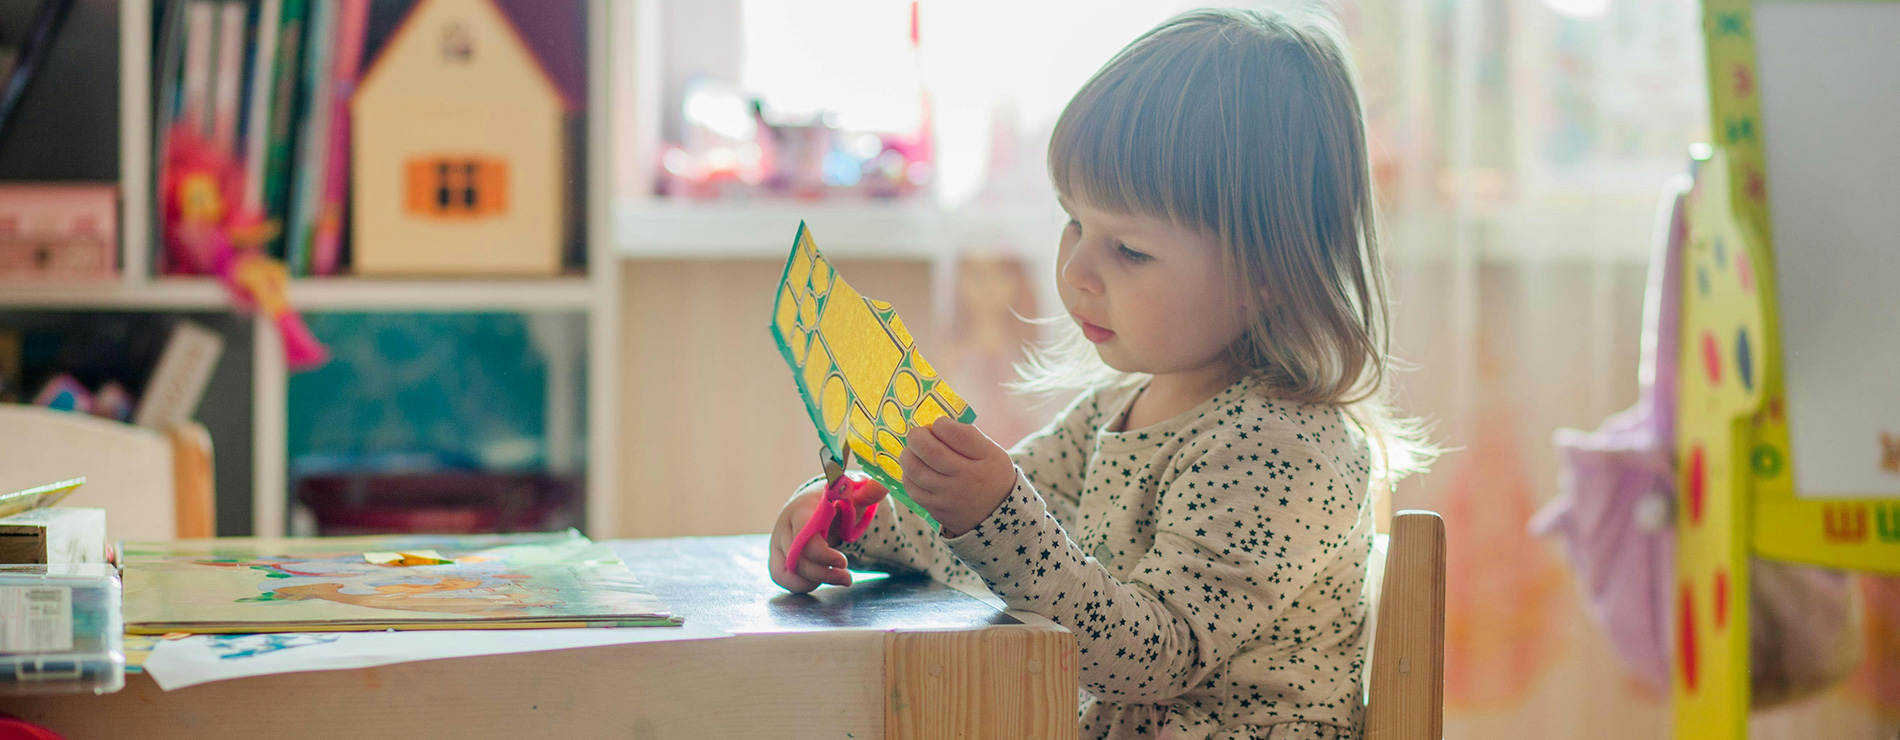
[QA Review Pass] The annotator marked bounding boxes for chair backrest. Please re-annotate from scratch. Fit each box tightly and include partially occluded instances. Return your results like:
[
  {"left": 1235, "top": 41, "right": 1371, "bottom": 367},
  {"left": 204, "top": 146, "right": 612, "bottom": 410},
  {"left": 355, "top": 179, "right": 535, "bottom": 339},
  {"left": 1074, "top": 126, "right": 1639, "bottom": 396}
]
[
  {"left": 1366, "top": 510, "right": 1447, "bottom": 740},
  {"left": 0, "top": 404, "right": 214, "bottom": 540}
]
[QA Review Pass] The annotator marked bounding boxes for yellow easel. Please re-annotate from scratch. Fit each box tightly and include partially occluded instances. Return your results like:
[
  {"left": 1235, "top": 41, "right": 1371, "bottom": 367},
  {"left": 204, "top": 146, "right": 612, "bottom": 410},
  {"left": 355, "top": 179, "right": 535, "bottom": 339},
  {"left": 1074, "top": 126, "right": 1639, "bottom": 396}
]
[{"left": 1676, "top": 2, "right": 1900, "bottom": 738}]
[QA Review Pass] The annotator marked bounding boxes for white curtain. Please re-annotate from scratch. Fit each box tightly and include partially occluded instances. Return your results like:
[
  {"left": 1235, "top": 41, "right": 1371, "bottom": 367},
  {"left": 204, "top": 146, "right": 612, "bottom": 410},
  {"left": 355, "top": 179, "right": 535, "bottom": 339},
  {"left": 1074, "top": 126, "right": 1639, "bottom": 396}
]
[
  {"left": 632, "top": 2, "right": 1900, "bottom": 735},
  {"left": 1349, "top": 1, "right": 1900, "bottom": 737}
]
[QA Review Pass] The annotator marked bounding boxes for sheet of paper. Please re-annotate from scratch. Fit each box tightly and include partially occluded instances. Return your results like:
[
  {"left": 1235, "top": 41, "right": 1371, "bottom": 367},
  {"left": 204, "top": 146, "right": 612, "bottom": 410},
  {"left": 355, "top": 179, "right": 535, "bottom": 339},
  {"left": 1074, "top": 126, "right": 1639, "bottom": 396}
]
[
  {"left": 769, "top": 222, "right": 977, "bottom": 524},
  {"left": 123, "top": 532, "right": 677, "bottom": 632},
  {"left": 141, "top": 623, "right": 731, "bottom": 690},
  {"left": 1754, "top": 2, "right": 1900, "bottom": 498}
]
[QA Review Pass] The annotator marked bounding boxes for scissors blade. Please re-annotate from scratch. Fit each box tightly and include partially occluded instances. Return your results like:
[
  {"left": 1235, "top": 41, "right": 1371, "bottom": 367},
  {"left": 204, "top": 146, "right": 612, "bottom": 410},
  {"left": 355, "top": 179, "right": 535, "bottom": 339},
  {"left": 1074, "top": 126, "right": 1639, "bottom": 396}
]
[{"left": 819, "top": 445, "right": 850, "bottom": 486}]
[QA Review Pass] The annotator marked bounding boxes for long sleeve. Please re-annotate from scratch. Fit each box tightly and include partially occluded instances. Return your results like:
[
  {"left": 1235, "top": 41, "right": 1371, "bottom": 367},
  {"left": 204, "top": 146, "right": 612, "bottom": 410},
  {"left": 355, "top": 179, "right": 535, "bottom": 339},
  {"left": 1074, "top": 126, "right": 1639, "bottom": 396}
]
[
  {"left": 834, "top": 389, "right": 1107, "bottom": 589},
  {"left": 942, "top": 426, "right": 1369, "bottom": 704},
  {"left": 1003, "top": 389, "right": 1105, "bottom": 529}
]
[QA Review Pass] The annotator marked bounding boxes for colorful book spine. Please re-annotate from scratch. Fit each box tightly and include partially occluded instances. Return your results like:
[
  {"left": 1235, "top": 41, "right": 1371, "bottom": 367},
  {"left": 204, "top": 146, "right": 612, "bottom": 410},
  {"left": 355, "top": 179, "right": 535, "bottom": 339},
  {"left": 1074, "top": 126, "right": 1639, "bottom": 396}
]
[
  {"left": 287, "top": 0, "right": 338, "bottom": 276},
  {"left": 180, "top": 1, "right": 216, "bottom": 136},
  {"left": 240, "top": 0, "right": 284, "bottom": 215},
  {"left": 209, "top": 0, "right": 246, "bottom": 157},
  {"left": 151, "top": 1, "right": 189, "bottom": 129},
  {"left": 261, "top": 0, "right": 310, "bottom": 260},
  {"left": 311, "top": 0, "right": 370, "bottom": 277},
  {"left": 161, "top": 0, "right": 219, "bottom": 275},
  {"left": 149, "top": 0, "right": 189, "bottom": 271}
]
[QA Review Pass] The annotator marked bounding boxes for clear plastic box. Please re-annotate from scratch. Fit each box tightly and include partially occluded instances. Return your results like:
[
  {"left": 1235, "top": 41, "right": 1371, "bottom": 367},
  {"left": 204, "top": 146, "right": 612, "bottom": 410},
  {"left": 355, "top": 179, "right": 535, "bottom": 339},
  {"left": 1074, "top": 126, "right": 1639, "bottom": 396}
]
[{"left": 0, "top": 563, "right": 123, "bottom": 695}]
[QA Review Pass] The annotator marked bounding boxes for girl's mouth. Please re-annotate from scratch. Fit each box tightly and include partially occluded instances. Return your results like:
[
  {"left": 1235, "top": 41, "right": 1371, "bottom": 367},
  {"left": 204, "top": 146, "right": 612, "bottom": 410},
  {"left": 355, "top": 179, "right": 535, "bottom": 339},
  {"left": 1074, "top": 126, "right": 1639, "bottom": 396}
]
[{"left": 1075, "top": 316, "right": 1116, "bottom": 343}]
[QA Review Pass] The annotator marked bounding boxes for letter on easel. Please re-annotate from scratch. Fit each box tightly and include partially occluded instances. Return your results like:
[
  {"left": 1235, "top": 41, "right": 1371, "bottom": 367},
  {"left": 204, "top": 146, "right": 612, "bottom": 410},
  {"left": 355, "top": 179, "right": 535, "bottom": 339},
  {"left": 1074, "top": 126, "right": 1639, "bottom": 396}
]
[
  {"left": 1824, "top": 503, "right": 1868, "bottom": 543},
  {"left": 1880, "top": 432, "right": 1900, "bottom": 475},
  {"left": 1877, "top": 503, "right": 1900, "bottom": 543}
]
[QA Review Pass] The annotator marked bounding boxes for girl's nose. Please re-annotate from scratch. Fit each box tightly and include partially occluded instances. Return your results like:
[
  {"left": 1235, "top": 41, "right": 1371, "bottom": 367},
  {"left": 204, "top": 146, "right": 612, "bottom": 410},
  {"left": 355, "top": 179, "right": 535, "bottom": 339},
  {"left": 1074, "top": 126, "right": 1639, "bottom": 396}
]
[{"left": 1060, "top": 241, "right": 1105, "bottom": 296}]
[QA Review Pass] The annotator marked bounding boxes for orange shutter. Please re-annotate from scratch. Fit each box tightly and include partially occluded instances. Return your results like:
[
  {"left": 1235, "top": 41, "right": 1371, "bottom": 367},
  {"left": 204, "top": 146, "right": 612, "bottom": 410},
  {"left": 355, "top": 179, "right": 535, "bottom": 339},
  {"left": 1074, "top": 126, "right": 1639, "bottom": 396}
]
[
  {"left": 406, "top": 158, "right": 436, "bottom": 215},
  {"left": 404, "top": 156, "right": 509, "bottom": 218},
  {"left": 478, "top": 159, "right": 509, "bottom": 215}
]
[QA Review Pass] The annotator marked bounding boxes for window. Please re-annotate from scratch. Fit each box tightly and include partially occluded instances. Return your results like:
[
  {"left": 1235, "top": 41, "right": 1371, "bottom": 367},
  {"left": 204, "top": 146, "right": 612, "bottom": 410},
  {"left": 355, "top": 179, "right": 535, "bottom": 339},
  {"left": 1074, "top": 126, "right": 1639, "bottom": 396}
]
[{"left": 406, "top": 157, "right": 508, "bottom": 218}]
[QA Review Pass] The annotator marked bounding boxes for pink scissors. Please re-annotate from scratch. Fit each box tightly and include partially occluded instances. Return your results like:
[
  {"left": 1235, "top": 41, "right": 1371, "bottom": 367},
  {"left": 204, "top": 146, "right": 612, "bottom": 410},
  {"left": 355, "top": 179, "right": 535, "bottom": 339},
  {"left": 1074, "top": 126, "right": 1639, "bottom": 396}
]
[{"left": 782, "top": 445, "right": 883, "bottom": 579}]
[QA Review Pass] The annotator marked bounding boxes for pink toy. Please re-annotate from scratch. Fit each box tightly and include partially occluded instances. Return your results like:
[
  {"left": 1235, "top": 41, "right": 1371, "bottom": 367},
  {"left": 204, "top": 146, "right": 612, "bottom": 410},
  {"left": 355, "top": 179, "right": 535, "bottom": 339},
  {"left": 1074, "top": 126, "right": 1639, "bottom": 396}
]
[
  {"left": 31, "top": 374, "right": 92, "bottom": 414},
  {"left": 162, "top": 127, "right": 329, "bottom": 371},
  {"left": 783, "top": 446, "right": 884, "bottom": 579}
]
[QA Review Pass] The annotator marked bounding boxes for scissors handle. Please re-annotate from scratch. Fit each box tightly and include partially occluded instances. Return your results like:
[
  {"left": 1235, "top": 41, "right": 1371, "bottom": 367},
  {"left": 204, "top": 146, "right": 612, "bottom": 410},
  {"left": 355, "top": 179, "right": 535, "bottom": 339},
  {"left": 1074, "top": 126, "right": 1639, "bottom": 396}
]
[
  {"left": 783, "top": 471, "right": 854, "bottom": 579},
  {"left": 783, "top": 442, "right": 885, "bottom": 581}
]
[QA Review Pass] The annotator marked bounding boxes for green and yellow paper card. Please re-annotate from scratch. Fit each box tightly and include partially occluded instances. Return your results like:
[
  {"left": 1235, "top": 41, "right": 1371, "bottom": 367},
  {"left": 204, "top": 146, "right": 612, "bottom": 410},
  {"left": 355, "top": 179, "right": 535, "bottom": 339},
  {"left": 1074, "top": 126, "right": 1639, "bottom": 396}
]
[{"left": 770, "top": 222, "right": 976, "bottom": 528}]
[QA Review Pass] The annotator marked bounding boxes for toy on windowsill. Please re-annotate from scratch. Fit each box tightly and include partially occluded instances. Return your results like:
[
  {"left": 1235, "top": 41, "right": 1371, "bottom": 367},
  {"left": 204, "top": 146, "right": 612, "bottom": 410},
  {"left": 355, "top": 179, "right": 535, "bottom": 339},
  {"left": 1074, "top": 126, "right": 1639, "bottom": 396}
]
[
  {"left": 162, "top": 128, "right": 329, "bottom": 371},
  {"left": 657, "top": 80, "right": 932, "bottom": 201}
]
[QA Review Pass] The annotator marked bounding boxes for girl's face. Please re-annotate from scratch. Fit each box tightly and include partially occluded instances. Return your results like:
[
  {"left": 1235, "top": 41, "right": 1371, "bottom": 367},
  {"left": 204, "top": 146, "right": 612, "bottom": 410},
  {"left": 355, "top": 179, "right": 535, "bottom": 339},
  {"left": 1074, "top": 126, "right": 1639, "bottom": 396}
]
[{"left": 1056, "top": 196, "right": 1250, "bottom": 382}]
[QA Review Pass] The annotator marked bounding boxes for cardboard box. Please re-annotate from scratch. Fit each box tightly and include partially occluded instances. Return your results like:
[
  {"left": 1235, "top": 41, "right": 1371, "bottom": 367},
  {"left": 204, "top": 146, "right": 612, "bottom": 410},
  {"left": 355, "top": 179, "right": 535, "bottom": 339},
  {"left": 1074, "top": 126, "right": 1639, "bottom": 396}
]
[
  {"left": 0, "top": 508, "right": 107, "bottom": 565},
  {"left": 0, "top": 184, "right": 118, "bottom": 281}
]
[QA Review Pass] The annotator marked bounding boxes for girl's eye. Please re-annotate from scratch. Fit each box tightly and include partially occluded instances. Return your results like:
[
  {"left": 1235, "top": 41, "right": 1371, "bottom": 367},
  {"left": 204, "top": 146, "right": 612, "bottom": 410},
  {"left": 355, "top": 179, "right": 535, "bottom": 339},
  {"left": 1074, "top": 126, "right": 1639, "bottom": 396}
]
[{"left": 1118, "top": 244, "right": 1152, "bottom": 263}]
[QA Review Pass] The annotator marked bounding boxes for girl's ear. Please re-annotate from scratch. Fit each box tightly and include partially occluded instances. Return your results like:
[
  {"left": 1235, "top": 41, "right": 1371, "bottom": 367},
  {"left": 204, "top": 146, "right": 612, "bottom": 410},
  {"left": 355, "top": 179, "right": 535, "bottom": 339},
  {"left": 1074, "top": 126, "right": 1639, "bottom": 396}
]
[{"left": 1253, "top": 286, "right": 1279, "bottom": 313}]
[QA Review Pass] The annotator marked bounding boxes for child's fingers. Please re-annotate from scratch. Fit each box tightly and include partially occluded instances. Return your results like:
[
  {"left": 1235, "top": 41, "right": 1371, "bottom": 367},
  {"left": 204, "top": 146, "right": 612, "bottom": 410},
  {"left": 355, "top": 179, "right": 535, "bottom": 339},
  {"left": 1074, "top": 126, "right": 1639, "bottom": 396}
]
[
  {"left": 795, "top": 541, "right": 852, "bottom": 587},
  {"left": 769, "top": 544, "right": 818, "bottom": 593},
  {"left": 773, "top": 506, "right": 799, "bottom": 550},
  {"left": 899, "top": 448, "right": 951, "bottom": 493},
  {"left": 801, "top": 537, "right": 849, "bottom": 570},
  {"left": 929, "top": 419, "right": 995, "bottom": 459},
  {"left": 905, "top": 426, "right": 968, "bottom": 473}
]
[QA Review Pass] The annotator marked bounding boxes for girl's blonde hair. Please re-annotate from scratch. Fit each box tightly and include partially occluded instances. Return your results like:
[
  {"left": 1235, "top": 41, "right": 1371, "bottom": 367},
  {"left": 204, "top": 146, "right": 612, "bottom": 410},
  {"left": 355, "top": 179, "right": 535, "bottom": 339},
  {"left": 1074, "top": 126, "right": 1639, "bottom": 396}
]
[{"left": 1018, "top": 7, "right": 1430, "bottom": 480}]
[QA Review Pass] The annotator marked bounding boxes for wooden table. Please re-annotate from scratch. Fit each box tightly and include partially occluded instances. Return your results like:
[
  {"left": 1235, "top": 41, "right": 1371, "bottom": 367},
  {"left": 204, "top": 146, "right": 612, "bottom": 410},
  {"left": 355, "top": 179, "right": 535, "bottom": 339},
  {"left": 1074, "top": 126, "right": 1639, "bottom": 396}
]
[{"left": 0, "top": 536, "right": 1078, "bottom": 739}]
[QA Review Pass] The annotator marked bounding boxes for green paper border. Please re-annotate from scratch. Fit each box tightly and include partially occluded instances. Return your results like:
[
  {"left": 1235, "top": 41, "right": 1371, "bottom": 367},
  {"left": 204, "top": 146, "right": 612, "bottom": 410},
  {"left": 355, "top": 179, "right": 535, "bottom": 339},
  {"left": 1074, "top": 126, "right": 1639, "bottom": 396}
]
[{"left": 768, "top": 221, "right": 977, "bottom": 530}]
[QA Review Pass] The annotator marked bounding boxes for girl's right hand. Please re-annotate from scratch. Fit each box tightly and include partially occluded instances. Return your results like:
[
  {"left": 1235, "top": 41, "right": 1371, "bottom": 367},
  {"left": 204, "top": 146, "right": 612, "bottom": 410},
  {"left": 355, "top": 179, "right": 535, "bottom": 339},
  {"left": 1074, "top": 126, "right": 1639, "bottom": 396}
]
[{"left": 769, "top": 482, "right": 853, "bottom": 593}]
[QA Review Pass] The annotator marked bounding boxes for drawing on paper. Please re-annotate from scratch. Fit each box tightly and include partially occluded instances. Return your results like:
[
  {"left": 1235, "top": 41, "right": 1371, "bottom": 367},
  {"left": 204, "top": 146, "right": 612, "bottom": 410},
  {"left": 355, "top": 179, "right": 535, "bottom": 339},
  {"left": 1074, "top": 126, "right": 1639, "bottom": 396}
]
[
  {"left": 121, "top": 532, "right": 676, "bottom": 633},
  {"left": 205, "top": 633, "right": 343, "bottom": 660}
]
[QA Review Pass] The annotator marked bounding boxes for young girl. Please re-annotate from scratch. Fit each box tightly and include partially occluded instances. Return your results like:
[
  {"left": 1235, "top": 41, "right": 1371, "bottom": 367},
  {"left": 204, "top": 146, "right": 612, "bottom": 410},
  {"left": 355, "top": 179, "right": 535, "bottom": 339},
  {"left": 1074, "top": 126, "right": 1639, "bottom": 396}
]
[{"left": 770, "top": 8, "right": 1425, "bottom": 739}]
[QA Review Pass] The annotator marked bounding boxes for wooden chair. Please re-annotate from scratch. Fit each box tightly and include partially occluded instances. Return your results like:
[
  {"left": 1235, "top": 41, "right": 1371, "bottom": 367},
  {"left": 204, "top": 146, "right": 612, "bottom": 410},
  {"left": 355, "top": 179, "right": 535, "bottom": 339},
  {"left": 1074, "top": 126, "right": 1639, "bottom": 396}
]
[
  {"left": 1366, "top": 510, "right": 1448, "bottom": 740},
  {"left": 0, "top": 404, "right": 215, "bottom": 540}
]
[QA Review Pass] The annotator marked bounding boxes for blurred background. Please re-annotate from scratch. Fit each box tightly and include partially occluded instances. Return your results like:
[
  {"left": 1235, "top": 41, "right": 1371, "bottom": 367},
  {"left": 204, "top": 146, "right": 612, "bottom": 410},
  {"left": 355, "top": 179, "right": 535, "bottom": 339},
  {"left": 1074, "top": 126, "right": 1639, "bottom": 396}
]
[{"left": 0, "top": 0, "right": 1893, "bottom": 737}]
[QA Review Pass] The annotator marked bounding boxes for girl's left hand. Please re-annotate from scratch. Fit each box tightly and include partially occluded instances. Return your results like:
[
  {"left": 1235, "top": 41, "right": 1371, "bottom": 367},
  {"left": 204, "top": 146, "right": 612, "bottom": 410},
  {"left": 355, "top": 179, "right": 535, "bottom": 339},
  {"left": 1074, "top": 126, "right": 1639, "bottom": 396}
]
[{"left": 900, "top": 418, "right": 1017, "bottom": 536}]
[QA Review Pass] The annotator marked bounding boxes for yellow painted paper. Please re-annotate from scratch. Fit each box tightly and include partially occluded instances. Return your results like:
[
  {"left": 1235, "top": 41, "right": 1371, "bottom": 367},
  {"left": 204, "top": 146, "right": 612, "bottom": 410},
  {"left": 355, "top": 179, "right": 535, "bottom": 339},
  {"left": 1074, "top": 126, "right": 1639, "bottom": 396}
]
[
  {"left": 0, "top": 477, "right": 85, "bottom": 519},
  {"left": 363, "top": 550, "right": 454, "bottom": 566},
  {"left": 769, "top": 222, "right": 975, "bottom": 528}
]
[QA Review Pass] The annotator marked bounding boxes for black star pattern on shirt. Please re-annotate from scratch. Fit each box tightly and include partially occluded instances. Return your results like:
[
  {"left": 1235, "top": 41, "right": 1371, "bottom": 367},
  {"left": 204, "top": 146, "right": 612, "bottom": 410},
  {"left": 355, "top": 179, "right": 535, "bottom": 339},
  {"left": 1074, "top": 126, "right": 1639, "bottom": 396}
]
[{"left": 832, "top": 376, "right": 1374, "bottom": 740}]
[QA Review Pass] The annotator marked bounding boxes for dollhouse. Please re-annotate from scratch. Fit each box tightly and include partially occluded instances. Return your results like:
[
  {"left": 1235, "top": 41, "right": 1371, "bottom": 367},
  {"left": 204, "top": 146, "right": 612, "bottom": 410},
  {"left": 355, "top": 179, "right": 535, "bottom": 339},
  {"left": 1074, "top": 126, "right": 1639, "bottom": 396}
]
[{"left": 351, "top": 0, "right": 573, "bottom": 275}]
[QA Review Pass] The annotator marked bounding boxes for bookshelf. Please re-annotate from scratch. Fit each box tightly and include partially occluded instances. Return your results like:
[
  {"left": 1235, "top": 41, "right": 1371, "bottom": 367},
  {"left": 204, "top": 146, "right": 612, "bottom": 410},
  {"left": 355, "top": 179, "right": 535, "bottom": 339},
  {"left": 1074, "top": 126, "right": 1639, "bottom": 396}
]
[
  {"left": 2, "top": 0, "right": 620, "bottom": 539},
  {"left": 0, "top": 277, "right": 602, "bottom": 311}
]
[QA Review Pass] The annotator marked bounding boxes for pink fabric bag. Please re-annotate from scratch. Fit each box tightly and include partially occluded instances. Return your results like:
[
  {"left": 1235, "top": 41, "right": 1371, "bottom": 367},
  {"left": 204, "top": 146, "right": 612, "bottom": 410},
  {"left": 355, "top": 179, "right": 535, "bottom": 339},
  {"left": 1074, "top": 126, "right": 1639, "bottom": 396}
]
[{"left": 1533, "top": 178, "right": 1859, "bottom": 707}]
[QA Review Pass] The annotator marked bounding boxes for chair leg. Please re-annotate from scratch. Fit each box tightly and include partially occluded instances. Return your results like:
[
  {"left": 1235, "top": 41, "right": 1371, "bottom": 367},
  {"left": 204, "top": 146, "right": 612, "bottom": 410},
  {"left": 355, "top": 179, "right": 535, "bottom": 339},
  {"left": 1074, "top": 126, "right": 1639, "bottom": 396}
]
[
  {"left": 168, "top": 423, "right": 216, "bottom": 538},
  {"left": 1366, "top": 510, "right": 1446, "bottom": 740}
]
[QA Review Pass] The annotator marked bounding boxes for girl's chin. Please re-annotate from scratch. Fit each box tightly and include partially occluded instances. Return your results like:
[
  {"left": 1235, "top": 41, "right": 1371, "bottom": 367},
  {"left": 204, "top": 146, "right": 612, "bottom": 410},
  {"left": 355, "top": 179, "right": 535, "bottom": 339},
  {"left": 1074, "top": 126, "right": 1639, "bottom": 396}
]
[{"left": 1093, "top": 347, "right": 1140, "bottom": 374}]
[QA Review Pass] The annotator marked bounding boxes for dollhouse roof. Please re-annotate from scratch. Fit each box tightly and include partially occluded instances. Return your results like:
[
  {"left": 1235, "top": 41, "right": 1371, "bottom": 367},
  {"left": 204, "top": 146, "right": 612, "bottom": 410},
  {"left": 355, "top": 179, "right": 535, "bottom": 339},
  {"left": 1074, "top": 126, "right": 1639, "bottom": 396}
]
[{"left": 358, "top": 0, "right": 582, "bottom": 114}]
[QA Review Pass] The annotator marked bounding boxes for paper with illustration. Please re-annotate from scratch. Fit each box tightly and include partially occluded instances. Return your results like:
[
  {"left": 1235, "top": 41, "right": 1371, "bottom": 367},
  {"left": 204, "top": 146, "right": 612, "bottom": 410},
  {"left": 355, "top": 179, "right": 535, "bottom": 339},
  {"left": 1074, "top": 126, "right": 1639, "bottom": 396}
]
[
  {"left": 122, "top": 531, "right": 677, "bottom": 633},
  {"left": 769, "top": 222, "right": 977, "bottom": 526},
  {"left": 141, "top": 623, "right": 730, "bottom": 690}
]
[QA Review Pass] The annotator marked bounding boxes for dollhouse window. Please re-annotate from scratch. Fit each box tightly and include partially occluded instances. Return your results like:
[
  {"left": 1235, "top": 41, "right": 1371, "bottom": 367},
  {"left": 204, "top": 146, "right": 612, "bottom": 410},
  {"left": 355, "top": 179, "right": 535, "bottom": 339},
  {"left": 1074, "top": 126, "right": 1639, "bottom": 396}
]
[
  {"left": 405, "top": 157, "right": 508, "bottom": 218},
  {"left": 442, "top": 22, "right": 474, "bottom": 62}
]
